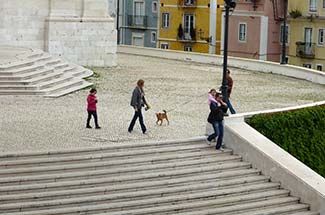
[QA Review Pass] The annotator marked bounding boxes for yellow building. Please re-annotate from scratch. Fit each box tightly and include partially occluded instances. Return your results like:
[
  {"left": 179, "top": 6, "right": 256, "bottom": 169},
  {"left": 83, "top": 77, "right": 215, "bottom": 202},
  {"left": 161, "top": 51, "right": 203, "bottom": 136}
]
[
  {"left": 158, "top": 0, "right": 223, "bottom": 54},
  {"left": 288, "top": 0, "right": 325, "bottom": 71}
]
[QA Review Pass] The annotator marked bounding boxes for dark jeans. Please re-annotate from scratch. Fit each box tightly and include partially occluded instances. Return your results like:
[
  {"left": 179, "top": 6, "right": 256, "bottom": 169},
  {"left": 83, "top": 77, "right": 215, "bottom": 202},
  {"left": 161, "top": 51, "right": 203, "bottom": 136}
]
[
  {"left": 207, "top": 121, "right": 224, "bottom": 149},
  {"left": 226, "top": 99, "right": 236, "bottom": 114},
  {"left": 87, "top": 110, "right": 99, "bottom": 127},
  {"left": 128, "top": 108, "right": 147, "bottom": 133}
]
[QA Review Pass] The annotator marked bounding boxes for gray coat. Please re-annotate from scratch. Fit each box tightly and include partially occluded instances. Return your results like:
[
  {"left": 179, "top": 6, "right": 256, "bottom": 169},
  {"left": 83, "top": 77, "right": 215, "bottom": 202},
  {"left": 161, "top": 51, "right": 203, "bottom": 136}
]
[{"left": 130, "top": 87, "right": 147, "bottom": 109}]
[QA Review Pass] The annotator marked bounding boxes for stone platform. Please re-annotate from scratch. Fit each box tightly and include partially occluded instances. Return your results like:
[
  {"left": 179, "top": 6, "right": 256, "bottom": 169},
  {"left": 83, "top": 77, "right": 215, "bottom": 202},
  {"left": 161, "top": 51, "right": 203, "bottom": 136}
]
[{"left": 1, "top": 53, "right": 325, "bottom": 153}]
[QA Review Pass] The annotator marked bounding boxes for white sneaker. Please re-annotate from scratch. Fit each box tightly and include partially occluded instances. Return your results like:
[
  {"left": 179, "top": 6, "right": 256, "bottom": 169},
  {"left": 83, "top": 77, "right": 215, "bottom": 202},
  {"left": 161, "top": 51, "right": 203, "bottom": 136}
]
[{"left": 206, "top": 139, "right": 212, "bottom": 145}]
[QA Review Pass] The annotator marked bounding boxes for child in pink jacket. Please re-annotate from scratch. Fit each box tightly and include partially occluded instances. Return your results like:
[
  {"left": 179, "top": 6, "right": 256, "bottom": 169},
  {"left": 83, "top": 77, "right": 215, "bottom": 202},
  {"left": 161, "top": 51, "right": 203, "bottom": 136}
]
[{"left": 86, "top": 88, "right": 101, "bottom": 129}]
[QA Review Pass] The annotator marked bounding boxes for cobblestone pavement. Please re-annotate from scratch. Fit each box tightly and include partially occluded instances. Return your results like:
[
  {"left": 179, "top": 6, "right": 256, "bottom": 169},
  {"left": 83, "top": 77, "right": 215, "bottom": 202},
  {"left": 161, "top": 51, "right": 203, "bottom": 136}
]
[{"left": 1, "top": 54, "right": 325, "bottom": 153}]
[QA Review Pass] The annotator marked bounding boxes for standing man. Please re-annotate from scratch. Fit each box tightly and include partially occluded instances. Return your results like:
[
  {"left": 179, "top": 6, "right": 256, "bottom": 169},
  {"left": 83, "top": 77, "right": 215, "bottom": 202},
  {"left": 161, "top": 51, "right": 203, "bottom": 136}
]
[
  {"left": 226, "top": 69, "right": 236, "bottom": 114},
  {"left": 128, "top": 79, "right": 150, "bottom": 134}
]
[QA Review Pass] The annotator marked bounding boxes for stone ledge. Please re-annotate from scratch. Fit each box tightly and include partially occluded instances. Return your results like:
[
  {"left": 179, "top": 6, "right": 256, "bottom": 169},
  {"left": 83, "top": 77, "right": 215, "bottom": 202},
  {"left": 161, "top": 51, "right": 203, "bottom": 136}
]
[
  {"left": 222, "top": 117, "right": 325, "bottom": 214},
  {"left": 46, "top": 16, "right": 114, "bottom": 23}
]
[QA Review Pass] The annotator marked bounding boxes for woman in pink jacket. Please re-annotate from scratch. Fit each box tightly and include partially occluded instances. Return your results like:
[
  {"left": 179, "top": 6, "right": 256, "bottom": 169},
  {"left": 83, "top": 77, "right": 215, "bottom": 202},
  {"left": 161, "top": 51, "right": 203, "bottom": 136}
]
[{"left": 86, "top": 88, "right": 101, "bottom": 129}]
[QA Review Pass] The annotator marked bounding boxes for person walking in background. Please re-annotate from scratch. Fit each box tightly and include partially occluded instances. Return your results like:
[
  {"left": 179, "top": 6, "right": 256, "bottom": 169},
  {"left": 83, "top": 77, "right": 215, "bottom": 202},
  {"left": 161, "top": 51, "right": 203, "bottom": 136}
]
[
  {"left": 86, "top": 88, "right": 101, "bottom": 129},
  {"left": 207, "top": 92, "right": 228, "bottom": 150},
  {"left": 128, "top": 79, "right": 150, "bottom": 134},
  {"left": 226, "top": 69, "right": 236, "bottom": 114}
]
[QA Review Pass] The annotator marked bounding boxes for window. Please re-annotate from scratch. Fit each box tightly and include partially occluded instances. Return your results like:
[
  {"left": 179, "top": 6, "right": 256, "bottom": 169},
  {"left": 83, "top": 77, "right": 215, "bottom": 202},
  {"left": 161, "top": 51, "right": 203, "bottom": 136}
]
[
  {"left": 152, "top": 1, "right": 158, "bottom": 13},
  {"left": 317, "top": 64, "right": 323, "bottom": 71},
  {"left": 318, "top": 29, "right": 324, "bottom": 45},
  {"left": 239, "top": 23, "right": 247, "bottom": 42},
  {"left": 280, "top": 25, "right": 289, "bottom": 44},
  {"left": 160, "top": 43, "right": 169, "bottom": 49},
  {"left": 132, "top": 33, "right": 144, "bottom": 46},
  {"left": 162, "top": 13, "right": 170, "bottom": 28},
  {"left": 184, "top": 14, "right": 195, "bottom": 40},
  {"left": 151, "top": 32, "right": 156, "bottom": 43},
  {"left": 184, "top": 46, "right": 193, "bottom": 52},
  {"left": 309, "top": 0, "right": 317, "bottom": 12},
  {"left": 323, "top": 0, "right": 325, "bottom": 8},
  {"left": 134, "top": 1, "right": 145, "bottom": 25},
  {"left": 303, "top": 63, "right": 312, "bottom": 69}
]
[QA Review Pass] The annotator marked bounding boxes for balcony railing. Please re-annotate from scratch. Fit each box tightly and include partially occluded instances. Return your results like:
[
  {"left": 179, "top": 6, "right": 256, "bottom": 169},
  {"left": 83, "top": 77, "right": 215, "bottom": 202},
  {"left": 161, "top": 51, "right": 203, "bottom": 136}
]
[
  {"left": 177, "top": 27, "right": 196, "bottom": 42},
  {"left": 296, "top": 42, "right": 315, "bottom": 59},
  {"left": 177, "top": 0, "right": 197, "bottom": 8},
  {"left": 127, "top": 15, "right": 148, "bottom": 28}
]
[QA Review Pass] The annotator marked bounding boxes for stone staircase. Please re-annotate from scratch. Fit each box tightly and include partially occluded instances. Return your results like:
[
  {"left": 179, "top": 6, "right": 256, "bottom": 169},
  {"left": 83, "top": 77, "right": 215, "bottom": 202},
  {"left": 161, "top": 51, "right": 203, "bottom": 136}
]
[
  {"left": 0, "top": 48, "right": 93, "bottom": 97},
  {"left": 0, "top": 140, "right": 319, "bottom": 215}
]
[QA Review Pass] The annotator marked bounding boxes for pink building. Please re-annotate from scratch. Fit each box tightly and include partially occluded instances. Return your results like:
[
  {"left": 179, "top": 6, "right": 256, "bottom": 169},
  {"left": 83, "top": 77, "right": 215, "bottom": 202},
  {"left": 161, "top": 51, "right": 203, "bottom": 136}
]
[{"left": 222, "top": 0, "right": 286, "bottom": 62}]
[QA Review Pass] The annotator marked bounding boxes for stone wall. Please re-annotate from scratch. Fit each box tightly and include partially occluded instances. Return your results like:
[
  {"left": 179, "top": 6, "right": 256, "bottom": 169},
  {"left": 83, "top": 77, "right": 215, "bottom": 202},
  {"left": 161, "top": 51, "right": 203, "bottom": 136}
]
[
  {"left": 0, "top": 0, "right": 117, "bottom": 67},
  {"left": 0, "top": 0, "right": 50, "bottom": 50}
]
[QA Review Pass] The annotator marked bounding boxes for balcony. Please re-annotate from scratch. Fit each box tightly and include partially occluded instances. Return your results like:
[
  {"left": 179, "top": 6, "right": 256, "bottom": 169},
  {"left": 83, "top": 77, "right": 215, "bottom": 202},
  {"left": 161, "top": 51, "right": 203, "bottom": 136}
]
[
  {"left": 296, "top": 42, "right": 315, "bottom": 59},
  {"left": 177, "top": 26, "right": 196, "bottom": 42},
  {"left": 177, "top": 0, "right": 197, "bottom": 8},
  {"left": 127, "top": 15, "right": 148, "bottom": 29}
]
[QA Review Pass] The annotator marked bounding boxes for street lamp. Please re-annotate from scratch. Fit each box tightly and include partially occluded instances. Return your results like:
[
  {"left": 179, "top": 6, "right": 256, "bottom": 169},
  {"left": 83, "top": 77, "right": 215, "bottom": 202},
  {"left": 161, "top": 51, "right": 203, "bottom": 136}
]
[
  {"left": 221, "top": 0, "right": 236, "bottom": 102},
  {"left": 280, "top": 0, "right": 288, "bottom": 64}
]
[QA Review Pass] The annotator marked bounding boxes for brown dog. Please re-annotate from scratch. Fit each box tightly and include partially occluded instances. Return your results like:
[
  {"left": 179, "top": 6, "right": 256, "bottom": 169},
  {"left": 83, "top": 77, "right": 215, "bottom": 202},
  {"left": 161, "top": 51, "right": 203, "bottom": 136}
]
[{"left": 156, "top": 110, "right": 169, "bottom": 125}]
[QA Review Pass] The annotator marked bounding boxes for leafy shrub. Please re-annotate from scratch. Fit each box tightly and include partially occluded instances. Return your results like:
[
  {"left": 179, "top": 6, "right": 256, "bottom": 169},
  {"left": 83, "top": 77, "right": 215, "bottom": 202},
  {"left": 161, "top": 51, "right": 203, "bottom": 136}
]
[
  {"left": 246, "top": 105, "right": 325, "bottom": 178},
  {"left": 289, "top": 9, "right": 302, "bottom": 18}
]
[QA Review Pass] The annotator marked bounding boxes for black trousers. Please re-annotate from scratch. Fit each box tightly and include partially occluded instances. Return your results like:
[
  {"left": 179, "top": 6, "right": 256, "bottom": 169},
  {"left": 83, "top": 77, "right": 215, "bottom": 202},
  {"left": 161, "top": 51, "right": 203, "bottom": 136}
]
[
  {"left": 87, "top": 110, "right": 99, "bottom": 127},
  {"left": 128, "top": 109, "right": 146, "bottom": 133}
]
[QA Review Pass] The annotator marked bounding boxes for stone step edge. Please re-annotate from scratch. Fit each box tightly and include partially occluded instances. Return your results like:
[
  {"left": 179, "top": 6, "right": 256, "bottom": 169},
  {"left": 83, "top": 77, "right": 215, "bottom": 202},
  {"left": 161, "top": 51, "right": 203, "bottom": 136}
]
[
  {"left": 0, "top": 147, "right": 227, "bottom": 167},
  {"left": 0, "top": 187, "right": 289, "bottom": 212},
  {"left": 0, "top": 181, "right": 281, "bottom": 206},
  {"left": 0, "top": 168, "right": 262, "bottom": 193},
  {"left": 234, "top": 204, "right": 313, "bottom": 215},
  {"left": 2, "top": 195, "right": 298, "bottom": 215},
  {"left": 0, "top": 154, "right": 242, "bottom": 175},
  {"left": 0, "top": 161, "right": 251, "bottom": 184},
  {"left": 0, "top": 137, "right": 207, "bottom": 158}
]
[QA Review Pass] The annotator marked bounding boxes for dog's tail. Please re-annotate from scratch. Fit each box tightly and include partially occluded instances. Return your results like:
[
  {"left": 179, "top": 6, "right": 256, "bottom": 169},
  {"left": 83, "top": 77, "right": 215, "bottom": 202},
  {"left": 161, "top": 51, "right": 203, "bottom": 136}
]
[{"left": 163, "top": 110, "right": 167, "bottom": 113}]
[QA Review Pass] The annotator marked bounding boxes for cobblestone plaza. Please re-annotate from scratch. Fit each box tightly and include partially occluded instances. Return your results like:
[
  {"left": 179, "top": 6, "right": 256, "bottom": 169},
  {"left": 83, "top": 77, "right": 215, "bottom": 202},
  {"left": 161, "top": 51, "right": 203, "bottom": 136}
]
[{"left": 1, "top": 54, "right": 325, "bottom": 153}]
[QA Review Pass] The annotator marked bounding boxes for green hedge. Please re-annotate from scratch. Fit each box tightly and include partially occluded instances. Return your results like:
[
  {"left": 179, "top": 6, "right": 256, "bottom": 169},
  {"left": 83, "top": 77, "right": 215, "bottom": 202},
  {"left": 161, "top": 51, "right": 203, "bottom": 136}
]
[{"left": 246, "top": 105, "right": 325, "bottom": 178}]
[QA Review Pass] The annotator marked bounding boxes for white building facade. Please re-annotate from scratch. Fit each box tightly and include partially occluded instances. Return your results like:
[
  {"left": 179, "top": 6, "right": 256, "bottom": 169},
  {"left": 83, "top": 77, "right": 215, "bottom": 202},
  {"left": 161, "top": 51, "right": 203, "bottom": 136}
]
[{"left": 0, "top": 0, "right": 117, "bottom": 67}]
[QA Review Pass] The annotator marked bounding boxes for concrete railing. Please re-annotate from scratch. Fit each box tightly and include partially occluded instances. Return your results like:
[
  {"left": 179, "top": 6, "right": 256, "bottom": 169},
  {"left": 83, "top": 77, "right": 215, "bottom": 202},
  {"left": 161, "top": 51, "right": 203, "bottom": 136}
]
[
  {"left": 117, "top": 46, "right": 325, "bottom": 214},
  {"left": 117, "top": 45, "right": 325, "bottom": 85},
  {"left": 223, "top": 103, "right": 325, "bottom": 214}
]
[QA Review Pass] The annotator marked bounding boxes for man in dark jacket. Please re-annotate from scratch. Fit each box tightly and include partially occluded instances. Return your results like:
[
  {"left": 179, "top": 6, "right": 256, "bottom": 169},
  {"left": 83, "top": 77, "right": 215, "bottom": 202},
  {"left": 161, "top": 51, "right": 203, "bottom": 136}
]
[
  {"left": 207, "top": 92, "right": 228, "bottom": 150},
  {"left": 128, "top": 79, "right": 150, "bottom": 134}
]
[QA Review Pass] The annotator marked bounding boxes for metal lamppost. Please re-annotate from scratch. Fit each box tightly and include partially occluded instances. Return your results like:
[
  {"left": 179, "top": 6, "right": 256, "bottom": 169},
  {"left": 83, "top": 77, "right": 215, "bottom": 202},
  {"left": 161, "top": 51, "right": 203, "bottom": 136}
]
[
  {"left": 221, "top": 0, "right": 236, "bottom": 101},
  {"left": 280, "top": 0, "right": 288, "bottom": 64},
  {"left": 116, "top": 0, "right": 120, "bottom": 44}
]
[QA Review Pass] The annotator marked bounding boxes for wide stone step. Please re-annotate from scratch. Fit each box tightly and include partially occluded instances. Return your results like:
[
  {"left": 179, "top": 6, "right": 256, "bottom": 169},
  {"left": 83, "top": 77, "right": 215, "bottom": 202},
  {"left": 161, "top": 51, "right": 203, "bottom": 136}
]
[
  {"left": 45, "top": 80, "right": 93, "bottom": 97},
  {"left": 0, "top": 181, "right": 281, "bottom": 210},
  {"left": 234, "top": 204, "right": 313, "bottom": 215},
  {"left": 0, "top": 67, "right": 55, "bottom": 81},
  {"left": 0, "top": 168, "right": 262, "bottom": 194},
  {"left": 0, "top": 64, "right": 44, "bottom": 76},
  {"left": 0, "top": 154, "right": 242, "bottom": 176},
  {"left": 38, "top": 75, "right": 74, "bottom": 90},
  {"left": 0, "top": 71, "right": 64, "bottom": 86},
  {"left": 2, "top": 195, "right": 299, "bottom": 215},
  {"left": 0, "top": 140, "right": 212, "bottom": 161},
  {"left": 0, "top": 147, "right": 226, "bottom": 168},
  {"left": 0, "top": 186, "right": 288, "bottom": 213},
  {"left": 0, "top": 161, "right": 252, "bottom": 185}
]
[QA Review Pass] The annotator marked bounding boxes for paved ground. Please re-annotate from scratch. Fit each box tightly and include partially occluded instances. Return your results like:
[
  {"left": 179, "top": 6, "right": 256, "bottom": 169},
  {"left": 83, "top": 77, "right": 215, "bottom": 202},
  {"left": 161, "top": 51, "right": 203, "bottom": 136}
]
[{"left": 1, "top": 53, "right": 325, "bottom": 153}]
